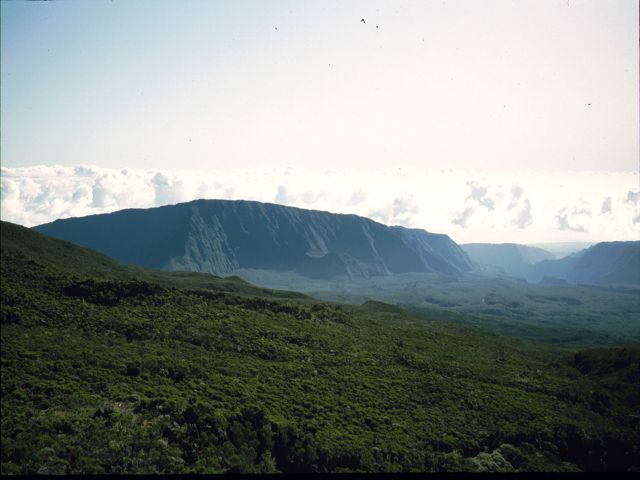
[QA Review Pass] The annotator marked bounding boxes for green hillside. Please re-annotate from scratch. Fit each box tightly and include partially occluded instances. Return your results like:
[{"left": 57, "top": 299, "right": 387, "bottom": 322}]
[
  {"left": 1, "top": 221, "right": 639, "bottom": 473},
  {"left": 1, "top": 221, "right": 307, "bottom": 301}
]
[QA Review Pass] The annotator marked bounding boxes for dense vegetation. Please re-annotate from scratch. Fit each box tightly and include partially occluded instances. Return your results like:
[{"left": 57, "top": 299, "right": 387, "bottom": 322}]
[
  {"left": 239, "top": 269, "right": 640, "bottom": 346},
  {"left": 1, "top": 222, "right": 639, "bottom": 473}
]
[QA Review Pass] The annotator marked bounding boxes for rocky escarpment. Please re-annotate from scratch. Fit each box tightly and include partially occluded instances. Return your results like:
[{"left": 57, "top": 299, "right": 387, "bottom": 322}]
[{"left": 35, "top": 199, "right": 473, "bottom": 280}]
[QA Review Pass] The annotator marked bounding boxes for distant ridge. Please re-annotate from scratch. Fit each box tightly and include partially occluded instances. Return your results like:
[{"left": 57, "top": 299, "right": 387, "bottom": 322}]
[
  {"left": 464, "top": 241, "right": 640, "bottom": 286},
  {"left": 567, "top": 241, "right": 640, "bottom": 285},
  {"left": 461, "top": 243, "right": 555, "bottom": 279},
  {"left": 34, "top": 199, "right": 474, "bottom": 280}
]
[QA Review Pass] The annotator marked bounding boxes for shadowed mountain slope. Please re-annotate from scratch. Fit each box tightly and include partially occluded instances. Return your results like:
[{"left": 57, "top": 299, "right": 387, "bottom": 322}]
[
  {"left": 34, "top": 199, "right": 473, "bottom": 280},
  {"left": 1, "top": 221, "right": 307, "bottom": 300},
  {"left": 462, "top": 241, "right": 640, "bottom": 286},
  {"left": 566, "top": 241, "right": 640, "bottom": 285},
  {"left": 527, "top": 242, "right": 640, "bottom": 286},
  {"left": 461, "top": 243, "right": 554, "bottom": 279},
  {"left": 525, "top": 252, "right": 586, "bottom": 284}
]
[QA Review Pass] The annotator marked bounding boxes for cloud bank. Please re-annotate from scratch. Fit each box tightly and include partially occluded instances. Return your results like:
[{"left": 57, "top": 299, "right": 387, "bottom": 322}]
[{"left": 1, "top": 165, "right": 637, "bottom": 244}]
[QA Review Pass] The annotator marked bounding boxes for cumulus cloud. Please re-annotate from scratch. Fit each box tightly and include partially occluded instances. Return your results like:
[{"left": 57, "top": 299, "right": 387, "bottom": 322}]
[
  {"left": 348, "top": 191, "right": 367, "bottom": 206},
  {"left": 1, "top": 165, "right": 638, "bottom": 243},
  {"left": 504, "top": 185, "right": 533, "bottom": 228},
  {"left": 507, "top": 186, "right": 524, "bottom": 211},
  {"left": 465, "top": 181, "right": 495, "bottom": 211},
  {"left": 369, "top": 196, "right": 420, "bottom": 227},
  {"left": 274, "top": 185, "right": 289, "bottom": 205},
  {"left": 453, "top": 181, "right": 533, "bottom": 230},
  {"left": 555, "top": 206, "right": 592, "bottom": 232},
  {"left": 511, "top": 199, "right": 532, "bottom": 229},
  {"left": 452, "top": 206, "right": 475, "bottom": 228},
  {"left": 151, "top": 172, "right": 187, "bottom": 206}
]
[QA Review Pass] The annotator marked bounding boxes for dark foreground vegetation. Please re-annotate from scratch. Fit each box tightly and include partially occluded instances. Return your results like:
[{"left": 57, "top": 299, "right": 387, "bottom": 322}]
[{"left": 1, "top": 222, "right": 639, "bottom": 473}]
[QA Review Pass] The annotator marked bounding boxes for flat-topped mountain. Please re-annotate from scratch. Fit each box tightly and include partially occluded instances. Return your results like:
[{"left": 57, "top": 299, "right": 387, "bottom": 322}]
[{"left": 34, "top": 199, "right": 473, "bottom": 280}]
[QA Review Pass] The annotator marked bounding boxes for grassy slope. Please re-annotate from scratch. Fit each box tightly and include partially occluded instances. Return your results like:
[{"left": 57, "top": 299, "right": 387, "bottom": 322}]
[{"left": 1, "top": 221, "right": 639, "bottom": 473}]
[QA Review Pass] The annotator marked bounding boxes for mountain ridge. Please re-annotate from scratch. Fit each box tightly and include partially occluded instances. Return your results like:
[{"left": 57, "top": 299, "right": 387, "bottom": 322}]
[
  {"left": 34, "top": 199, "right": 474, "bottom": 280},
  {"left": 463, "top": 241, "right": 640, "bottom": 286},
  {"left": 461, "top": 243, "right": 555, "bottom": 279}
]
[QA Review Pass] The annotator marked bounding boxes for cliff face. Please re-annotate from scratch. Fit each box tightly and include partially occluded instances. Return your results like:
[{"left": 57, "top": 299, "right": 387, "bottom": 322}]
[{"left": 34, "top": 199, "right": 473, "bottom": 280}]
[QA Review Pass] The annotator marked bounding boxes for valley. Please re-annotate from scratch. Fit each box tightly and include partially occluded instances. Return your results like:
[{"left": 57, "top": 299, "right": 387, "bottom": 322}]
[
  {"left": 236, "top": 269, "right": 640, "bottom": 346},
  {"left": 3, "top": 0, "right": 637, "bottom": 474},
  {"left": 33, "top": 200, "right": 640, "bottom": 346}
]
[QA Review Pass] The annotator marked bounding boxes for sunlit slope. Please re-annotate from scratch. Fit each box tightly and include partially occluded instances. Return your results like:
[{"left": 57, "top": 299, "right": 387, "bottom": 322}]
[{"left": 1, "top": 222, "right": 639, "bottom": 473}]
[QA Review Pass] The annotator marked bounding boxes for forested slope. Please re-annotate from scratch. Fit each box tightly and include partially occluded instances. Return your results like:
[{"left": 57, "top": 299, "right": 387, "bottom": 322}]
[{"left": 1, "top": 222, "right": 638, "bottom": 473}]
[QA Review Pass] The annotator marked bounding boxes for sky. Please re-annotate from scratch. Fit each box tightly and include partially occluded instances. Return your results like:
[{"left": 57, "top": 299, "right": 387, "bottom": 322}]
[{"left": 1, "top": 0, "right": 638, "bottom": 243}]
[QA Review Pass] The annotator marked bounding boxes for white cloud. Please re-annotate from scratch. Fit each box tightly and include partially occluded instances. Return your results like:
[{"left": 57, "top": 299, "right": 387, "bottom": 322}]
[
  {"left": 368, "top": 196, "right": 420, "bottom": 227},
  {"left": 1, "top": 165, "right": 638, "bottom": 243},
  {"left": 452, "top": 206, "right": 475, "bottom": 228},
  {"left": 465, "top": 181, "right": 496, "bottom": 211},
  {"left": 511, "top": 199, "right": 532, "bottom": 229},
  {"left": 555, "top": 206, "right": 591, "bottom": 233}
]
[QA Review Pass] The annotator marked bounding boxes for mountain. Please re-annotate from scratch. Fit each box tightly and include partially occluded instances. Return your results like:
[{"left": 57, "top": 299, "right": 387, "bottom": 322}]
[
  {"left": 2, "top": 220, "right": 639, "bottom": 473},
  {"left": 462, "top": 241, "right": 640, "bottom": 286},
  {"left": 527, "top": 242, "right": 640, "bottom": 286},
  {"left": 0, "top": 220, "right": 307, "bottom": 300},
  {"left": 460, "top": 243, "right": 555, "bottom": 279},
  {"left": 566, "top": 242, "right": 640, "bottom": 285},
  {"left": 525, "top": 251, "right": 586, "bottom": 284},
  {"left": 34, "top": 199, "right": 473, "bottom": 280},
  {"left": 526, "top": 242, "right": 594, "bottom": 258}
]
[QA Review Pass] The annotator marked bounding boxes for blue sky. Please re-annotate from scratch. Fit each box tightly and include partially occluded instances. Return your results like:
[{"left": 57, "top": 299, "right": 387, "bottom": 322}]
[{"left": 2, "top": 0, "right": 638, "bottom": 171}]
